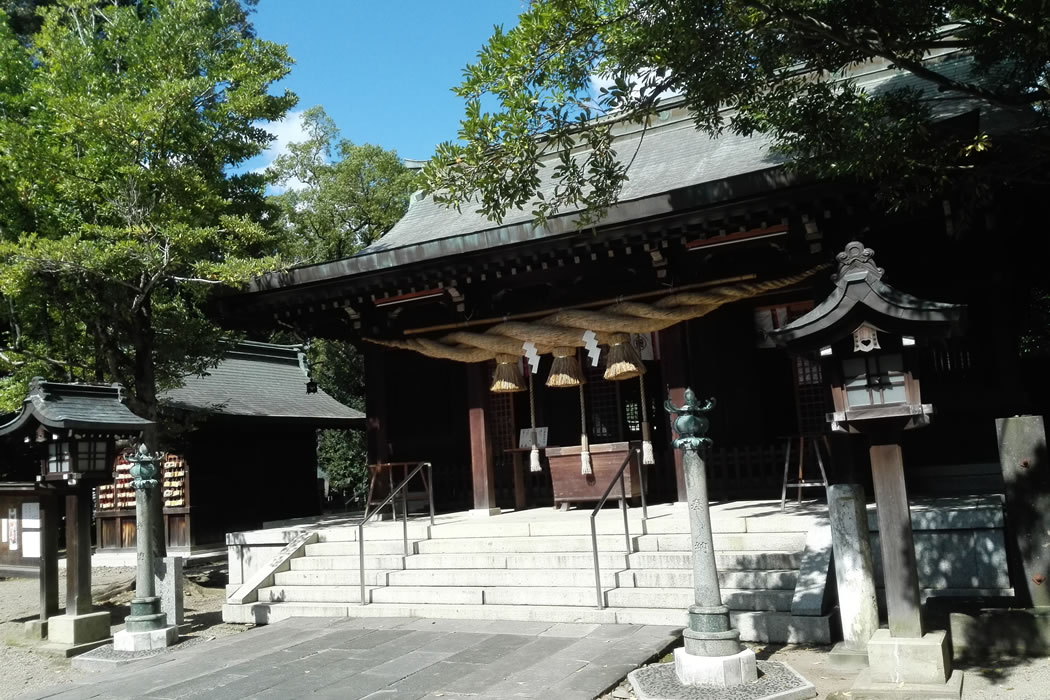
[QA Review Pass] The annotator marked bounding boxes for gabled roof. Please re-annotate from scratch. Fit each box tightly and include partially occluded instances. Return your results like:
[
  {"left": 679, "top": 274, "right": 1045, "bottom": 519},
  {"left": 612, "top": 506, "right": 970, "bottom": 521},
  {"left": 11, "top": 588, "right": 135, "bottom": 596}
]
[
  {"left": 160, "top": 341, "right": 364, "bottom": 428},
  {"left": 0, "top": 378, "right": 153, "bottom": 437},
  {"left": 247, "top": 51, "right": 995, "bottom": 294},
  {"left": 770, "top": 241, "right": 965, "bottom": 349}
]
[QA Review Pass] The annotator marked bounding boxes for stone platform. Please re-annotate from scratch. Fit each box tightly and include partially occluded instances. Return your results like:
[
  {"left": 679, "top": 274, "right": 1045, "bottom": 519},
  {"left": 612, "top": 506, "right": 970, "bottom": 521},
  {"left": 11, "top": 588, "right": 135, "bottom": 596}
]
[
  {"left": 20, "top": 616, "right": 680, "bottom": 700},
  {"left": 629, "top": 660, "right": 816, "bottom": 700}
]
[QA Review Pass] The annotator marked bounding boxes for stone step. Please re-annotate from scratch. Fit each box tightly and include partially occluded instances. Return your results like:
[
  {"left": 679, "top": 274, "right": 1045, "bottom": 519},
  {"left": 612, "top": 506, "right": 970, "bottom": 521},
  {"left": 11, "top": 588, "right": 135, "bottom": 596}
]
[
  {"left": 289, "top": 554, "right": 406, "bottom": 571},
  {"left": 605, "top": 587, "right": 793, "bottom": 612},
  {"left": 274, "top": 569, "right": 397, "bottom": 587},
  {"left": 635, "top": 532, "right": 807, "bottom": 552},
  {"left": 616, "top": 569, "right": 798, "bottom": 590},
  {"left": 629, "top": 551, "right": 801, "bottom": 570},
  {"left": 369, "top": 586, "right": 609, "bottom": 607},
  {"left": 386, "top": 568, "right": 620, "bottom": 588},
  {"left": 265, "top": 580, "right": 791, "bottom": 612},
  {"left": 222, "top": 601, "right": 833, "bottom": 643},
  {"left": 430, "top": 518, "right": 648, "bottom": 539},
  {"left": 256, "top": 585, "right": 375, "bottom": 603},
  {"left": 305, "top": 540, "right": 420, "bottom": 556},
  {"left": 316, "top": 523, "right": 432, "bottom": 542},
  {"left": 415, "top": 534, "right": 632, "bottom": 554},
  {"left": 403, "top": 552, "right": 631, "bottom": 570}
]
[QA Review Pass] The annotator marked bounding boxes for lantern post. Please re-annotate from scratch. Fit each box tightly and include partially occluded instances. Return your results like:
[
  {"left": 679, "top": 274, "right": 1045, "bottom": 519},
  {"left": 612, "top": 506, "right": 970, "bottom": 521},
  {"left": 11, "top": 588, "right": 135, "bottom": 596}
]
[
  {"left": 113, "top": 443, "right": 178, "bottom": 651},
  {"left": 665, "top": 390, "right": 756, "bottom": 684},
  {"left": 772, "top": 241, "right": 965, "bottom": 698}
]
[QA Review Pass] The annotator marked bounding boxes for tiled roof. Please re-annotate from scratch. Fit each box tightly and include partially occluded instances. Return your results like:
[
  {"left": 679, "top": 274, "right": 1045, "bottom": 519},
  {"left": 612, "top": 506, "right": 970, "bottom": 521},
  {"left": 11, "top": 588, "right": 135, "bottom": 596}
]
[
  {"left": 0, "top": 379, "right": 154, "bottom": 436},
  {"left": 160, "top": 342, "right": 364, "bottom": 427},
  {"left": 248, "top": 51, "right": 1003, "bottom": 292}
]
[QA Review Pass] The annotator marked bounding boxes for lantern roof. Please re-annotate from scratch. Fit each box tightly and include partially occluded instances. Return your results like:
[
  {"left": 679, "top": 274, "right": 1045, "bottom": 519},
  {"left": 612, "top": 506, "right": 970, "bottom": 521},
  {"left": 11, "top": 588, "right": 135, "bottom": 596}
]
[
  {"left": 0, "top": 378, "right": 153, "bottom": 438},
  {"left": 770, "top": 241, "right": 965, "bottom": 350}
]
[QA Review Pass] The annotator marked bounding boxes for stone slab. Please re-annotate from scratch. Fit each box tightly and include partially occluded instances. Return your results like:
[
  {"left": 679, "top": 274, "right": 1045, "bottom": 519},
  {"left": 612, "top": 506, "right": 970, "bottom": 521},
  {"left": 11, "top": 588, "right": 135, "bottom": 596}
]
[
  {"left": 155, "top": 556, "right": 184, "bottom": 625},
  {"left": 629, "top": 660, "right": 816, "bottom": 700},
  {"left": 866, "top": 629, "right": 950, "bottom": 685},
  {"left": 827, "top": 641, "right": 869, "bottom": 670},
  {"left": 790, "top": 517, "right": 833, "bottom": 617},
  {"left": 468, "top": 507, "right": 502, "bottom": 517},
  {"left": 673, "top": 647, "right": 757, "bottom": 686},
  {"left": 36, "top": 638, "right": 112, "bottom": 659},
  {"left": 950, "top": 607, "right": 1050, "bottom": 658},
  {"left": 828, "top": 484, "right": 878, "bottom": 649},
  {"left": 48, "top": 611, "right": 111, "bottom": 646},
  {"left": 849, "top": 668, "right": 963, "bottom": 699}
]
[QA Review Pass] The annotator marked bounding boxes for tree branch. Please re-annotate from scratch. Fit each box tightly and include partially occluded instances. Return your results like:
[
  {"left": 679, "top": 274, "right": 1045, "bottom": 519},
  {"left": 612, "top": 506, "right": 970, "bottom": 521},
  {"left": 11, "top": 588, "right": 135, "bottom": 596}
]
[{"left": 749, "top": 1, "right": 1050, "bottom": 107}]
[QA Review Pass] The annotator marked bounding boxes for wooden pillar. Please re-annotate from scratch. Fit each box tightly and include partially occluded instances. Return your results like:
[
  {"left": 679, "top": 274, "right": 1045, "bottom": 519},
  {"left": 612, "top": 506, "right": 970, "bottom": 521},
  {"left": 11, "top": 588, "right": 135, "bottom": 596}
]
[
  {"left": 869, "top": 439, "right": 923, "bottom": 638},
  {"left": 364, "top": 346, "right": 389, "bottom": 464},
  {"left": 65, "top": 491, "right": 93, "bottom": 616},
  {"left": 659, "top": 324, "right": 689, "bottom": 501},
  {"left": 39, "top": 495, "right": 59, "bottom": 623},
  {"left": 467, "top": 363, "right": 498, "bottom": 514}
]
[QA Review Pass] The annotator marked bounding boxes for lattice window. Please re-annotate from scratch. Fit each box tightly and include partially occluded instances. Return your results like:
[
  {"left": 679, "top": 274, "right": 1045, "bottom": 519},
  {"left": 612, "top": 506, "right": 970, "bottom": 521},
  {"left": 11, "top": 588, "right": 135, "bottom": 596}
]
[
  {"left": 624, "top": 401, "right": 641, "bottom": 432},
  {"left": 794, "top": 353, "right": 830, "bottom": 435},
  {"left": 487, "top": 391, "right": 516, "bottom": 453},
  {"left": 584, "top": 356, "right": 622, "bottom": 441}
]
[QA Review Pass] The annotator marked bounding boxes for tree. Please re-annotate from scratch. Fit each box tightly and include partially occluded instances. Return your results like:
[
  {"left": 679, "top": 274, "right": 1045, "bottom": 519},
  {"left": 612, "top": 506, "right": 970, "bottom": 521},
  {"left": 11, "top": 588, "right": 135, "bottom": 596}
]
[
  {"left": 267, "top": 107, "right": 416, "bottom": 501},
  {"left": 424, "top": 0, "right": 1049, "bottom": 224},
  {"left": 0, "top": 0, "right": 296, "bottom": 489},
  {"left": 268, "top": 106, "right": 418, "bottom": 263}
]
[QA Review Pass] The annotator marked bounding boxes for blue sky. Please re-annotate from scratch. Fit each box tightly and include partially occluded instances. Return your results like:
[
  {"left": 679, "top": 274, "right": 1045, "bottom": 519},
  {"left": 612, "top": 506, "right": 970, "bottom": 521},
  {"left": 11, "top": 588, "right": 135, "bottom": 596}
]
[{"left": 245, "top": 1, "right": 526, "bottom": 175}]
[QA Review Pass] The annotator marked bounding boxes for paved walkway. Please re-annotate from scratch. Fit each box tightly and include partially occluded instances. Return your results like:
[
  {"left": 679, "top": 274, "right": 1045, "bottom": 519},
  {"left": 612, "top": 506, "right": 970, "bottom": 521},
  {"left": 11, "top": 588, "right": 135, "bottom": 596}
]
[{"left": 18, "top": 618, "right": 680, "bottom": 700}]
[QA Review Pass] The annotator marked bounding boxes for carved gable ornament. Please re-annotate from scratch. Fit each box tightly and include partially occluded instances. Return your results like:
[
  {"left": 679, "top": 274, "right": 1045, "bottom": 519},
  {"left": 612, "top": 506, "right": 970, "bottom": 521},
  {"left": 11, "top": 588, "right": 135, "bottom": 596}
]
[{"left": 853, "top": 324, "right": 881, "bottom": 353}]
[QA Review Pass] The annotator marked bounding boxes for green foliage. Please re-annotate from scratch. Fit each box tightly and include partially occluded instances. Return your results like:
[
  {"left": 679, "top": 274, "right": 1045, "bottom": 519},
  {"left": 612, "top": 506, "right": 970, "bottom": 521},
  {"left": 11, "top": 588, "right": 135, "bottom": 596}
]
[
  {"left": 425, "top": 0, "right": 1050, "bottom": 224},
  {"left": 268, "top": 106, "right": 418, "bottom": 263},
  {"left": 267, "top": 109, "right": 414, "bottom": 502},
  {"left": 0, "top": 0, "right": 295, "bottom": 416},
  {"left": 309, "top": 339, "right": 368, "bottom": 498}
]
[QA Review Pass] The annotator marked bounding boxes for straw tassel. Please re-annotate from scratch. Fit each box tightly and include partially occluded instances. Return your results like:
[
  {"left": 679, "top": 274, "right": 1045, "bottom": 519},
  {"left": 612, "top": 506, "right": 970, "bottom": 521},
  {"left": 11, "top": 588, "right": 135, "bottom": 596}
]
[
  {"left": 639, "top": 374, "right": 654, "bottom": 465},
  {"left": 579, "top": 384, "right": 592, "bottom": 475},
  {"left": 547, "top": 346, "right": 584, "bottom": 388},
  {"left": 528, "top": 372, "right": 541, "bottom": 472},
  {"left": 604, "top": 333, "right": 646, "bottom": 381},
  {"left": 490, "top": 354, "right": 527, "bottom": 392}
]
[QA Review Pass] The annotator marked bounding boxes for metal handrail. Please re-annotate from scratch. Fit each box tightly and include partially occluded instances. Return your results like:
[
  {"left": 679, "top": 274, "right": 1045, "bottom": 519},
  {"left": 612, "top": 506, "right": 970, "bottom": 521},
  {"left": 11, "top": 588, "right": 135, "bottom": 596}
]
[
  {"left": 589, "top": 446, "right": 646, "bottom": 609},
  {"left": 358, "top": 461, "right": 434, "bottom": 605}
]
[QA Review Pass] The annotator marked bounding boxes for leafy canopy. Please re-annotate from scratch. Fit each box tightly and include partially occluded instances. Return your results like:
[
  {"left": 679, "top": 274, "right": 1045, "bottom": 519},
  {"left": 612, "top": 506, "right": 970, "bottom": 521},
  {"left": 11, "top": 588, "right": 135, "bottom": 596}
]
[
  {"left": 267, "top": 106, "right": 418, "bottom": 263},
  {"left": 0, "top": 0, "right": 295, "bottom": 414},
  {"left": 424, "top": 0, "right": 1049, "bottom": 225}
]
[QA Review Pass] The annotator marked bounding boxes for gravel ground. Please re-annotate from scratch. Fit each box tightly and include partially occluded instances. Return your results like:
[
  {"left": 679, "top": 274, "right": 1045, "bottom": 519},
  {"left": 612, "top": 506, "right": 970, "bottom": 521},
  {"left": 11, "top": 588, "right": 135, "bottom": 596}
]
[
  {"left": 597, "top": 641, "right": 1050, "bottom": 700},
  {"left": 0, "top": 563, "right": 246, "bottom": 700}
]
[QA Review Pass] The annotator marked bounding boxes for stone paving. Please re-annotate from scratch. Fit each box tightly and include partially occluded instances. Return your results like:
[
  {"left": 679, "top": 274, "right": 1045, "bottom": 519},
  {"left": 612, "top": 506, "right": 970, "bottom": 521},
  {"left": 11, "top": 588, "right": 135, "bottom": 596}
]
[{"left": 16, "top": 617, "right": 680, "bottom": 700}]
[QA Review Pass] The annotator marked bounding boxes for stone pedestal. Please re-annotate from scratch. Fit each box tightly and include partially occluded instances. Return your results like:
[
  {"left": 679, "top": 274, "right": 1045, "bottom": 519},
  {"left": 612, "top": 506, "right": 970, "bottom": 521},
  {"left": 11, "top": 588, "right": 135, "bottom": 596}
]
[
  {"left": 827, "top": 484, "right": 878, "bottom": 668},
  {"left": 868, "top": 629, "right": 949, "bottom": 684},
  {"left": 850, "top": 629, "right": 962, "bottom": 699},
  {"left": 113, "top": 623, "right": 179, "bottom": 652},
  {"left": 673, "top": 647, "right": 757, "bottom": 687},
  {"left": 47, "top": 611, "right": 110, "bottom": 646}
]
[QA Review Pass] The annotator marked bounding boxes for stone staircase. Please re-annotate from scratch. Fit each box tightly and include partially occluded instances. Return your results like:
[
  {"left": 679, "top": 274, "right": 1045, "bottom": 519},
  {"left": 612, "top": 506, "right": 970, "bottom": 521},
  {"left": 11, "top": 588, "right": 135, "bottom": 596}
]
[{"left": 223, "top": 503, "right": 835, "bottom": 643}]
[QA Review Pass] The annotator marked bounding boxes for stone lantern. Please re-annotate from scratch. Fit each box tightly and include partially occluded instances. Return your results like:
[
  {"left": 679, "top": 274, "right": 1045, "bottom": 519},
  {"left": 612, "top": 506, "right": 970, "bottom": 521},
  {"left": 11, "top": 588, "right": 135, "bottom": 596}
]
[
  {"left": 772, "top": 242, "right": 965, "bottom": 698},
  {"left": 0, "top": 379, "right": 152, "bottom": 654}
]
